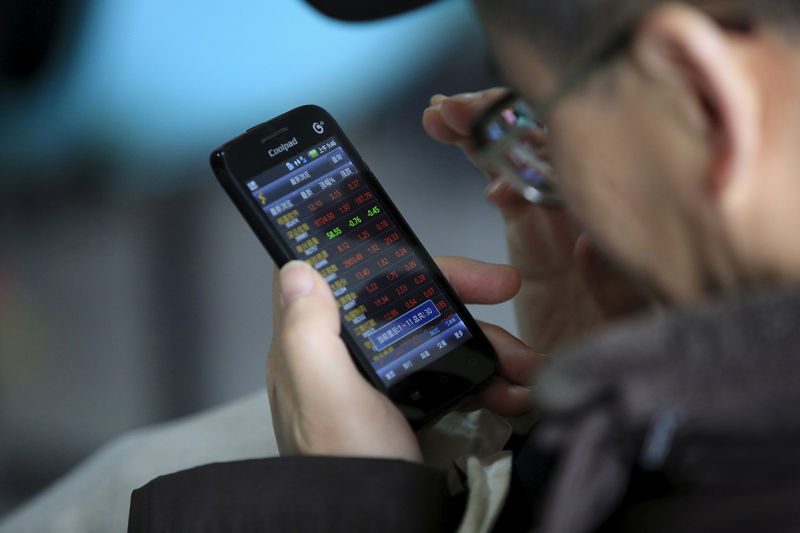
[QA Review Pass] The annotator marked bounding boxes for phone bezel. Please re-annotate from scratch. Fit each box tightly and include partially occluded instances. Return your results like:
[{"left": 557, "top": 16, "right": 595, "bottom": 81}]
[{"left": 210, "top": 105, "right": 498, "bottom": 427}]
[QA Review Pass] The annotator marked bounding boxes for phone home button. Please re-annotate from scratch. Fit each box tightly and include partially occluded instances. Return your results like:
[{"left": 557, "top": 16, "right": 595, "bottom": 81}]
[
  {"left": 439, "top": 376, "right": 449, "bottom": 385},
  {"left": 410, "top": 390, "right": 423, "bottom": 402}
]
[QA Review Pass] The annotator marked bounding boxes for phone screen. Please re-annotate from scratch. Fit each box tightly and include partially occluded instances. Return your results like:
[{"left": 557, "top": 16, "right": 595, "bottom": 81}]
[{"left": 244, "top": 135, "right": 474, "bottom": 385}]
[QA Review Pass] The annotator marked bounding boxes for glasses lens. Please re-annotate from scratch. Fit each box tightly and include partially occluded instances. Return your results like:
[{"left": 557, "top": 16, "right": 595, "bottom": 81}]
[{"left": 476, "top": 98, "right": 560, "bottom": 205}]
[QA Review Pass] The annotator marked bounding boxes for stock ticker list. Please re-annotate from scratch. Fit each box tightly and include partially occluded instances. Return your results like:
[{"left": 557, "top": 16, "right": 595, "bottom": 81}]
[{"left": 249, "top": 136, "right": 472, "bottom": 384}]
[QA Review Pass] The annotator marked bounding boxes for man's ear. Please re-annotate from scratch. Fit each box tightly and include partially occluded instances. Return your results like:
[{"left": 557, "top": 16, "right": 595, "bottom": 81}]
[{"left": 630, "top": 3, "right": 759, "bottom": 200}]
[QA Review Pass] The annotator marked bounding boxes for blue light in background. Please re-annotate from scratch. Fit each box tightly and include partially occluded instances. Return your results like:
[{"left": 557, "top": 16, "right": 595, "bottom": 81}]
[{"left": 0, "top": 0, "right": 476, "bottom": 191}]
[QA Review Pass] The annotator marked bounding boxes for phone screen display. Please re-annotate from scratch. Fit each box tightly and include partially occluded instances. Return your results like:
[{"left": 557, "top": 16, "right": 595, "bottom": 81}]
[{"left": 244, "top": 135, "right": 474, "bottom": 385}]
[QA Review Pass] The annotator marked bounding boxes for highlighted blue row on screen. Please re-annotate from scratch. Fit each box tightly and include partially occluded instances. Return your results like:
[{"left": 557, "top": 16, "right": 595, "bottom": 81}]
[
  {"left": 378, "top": 316, "right": 471, "bottom": 383},
  {"left": 367, "top": 299, "right": 441, "bottom": 351}
]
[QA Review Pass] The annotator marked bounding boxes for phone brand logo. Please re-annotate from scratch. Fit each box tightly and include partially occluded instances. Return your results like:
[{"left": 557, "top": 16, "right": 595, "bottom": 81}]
[{"left": 267, "top": 137, "right": 299, "bottom": 158}]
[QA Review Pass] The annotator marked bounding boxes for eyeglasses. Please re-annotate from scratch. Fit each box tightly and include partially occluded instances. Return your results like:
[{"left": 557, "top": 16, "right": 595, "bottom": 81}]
[
  {"left": 471, "top": 92, "right": 560, "bottom": 205},
  {"left": 470, "top": 9, "right": 754, "bottom": 206},
  {"left": 470, "top": 25, "right": 635, "bottom": 206}
]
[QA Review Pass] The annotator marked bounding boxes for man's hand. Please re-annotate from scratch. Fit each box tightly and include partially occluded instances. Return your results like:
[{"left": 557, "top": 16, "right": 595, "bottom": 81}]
[
  {"left": 267, "top": 257, "right": 542, "bottom": 460},
  {"left": 269, "top": 260, "right": 421, "bottom": 461},
  {"left": 423, "top": 89, "right": 650, "bottom": 353}
]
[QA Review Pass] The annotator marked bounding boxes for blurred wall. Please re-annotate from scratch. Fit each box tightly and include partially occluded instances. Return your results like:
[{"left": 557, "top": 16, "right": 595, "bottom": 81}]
[{"left": 0, "top": 0, "right": 513, "bottom": 516}]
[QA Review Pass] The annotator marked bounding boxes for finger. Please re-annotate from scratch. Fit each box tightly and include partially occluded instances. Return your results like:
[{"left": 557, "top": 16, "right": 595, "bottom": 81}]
[
  {"left": 422, "top": 88, "right": 539, "bottom": 213},
  {"left": 479, "top": 321, "right": 543, "bottom": 386},
  {"left": 484, "top": 177, "right": 536, "bottom": 210},
  {"left": 439, "top": 88, "right": 509, "bottom": 136},
  {"left": 270, "top": 265, "right": 282, "bottom": 333},
  {"left": 267, "top": 265, "right": 284, "bottom": 402},
  {"left": 277, "top": 261, "right": 366, "bottom": 391},
  {"left": 463, "top": 322, "right": 544, "bottom": 416},
  {"left": 434, "top": 256, "right": 521, "bottom": 304},
  {"left": 473, "top": 375, "right": 534, "bottom": 417},
  {"left": 422, "top": 88, "right": 509, "bottom": 147},
  {"left": 422, "top": 105, "right": 467, "bottom": 146}
]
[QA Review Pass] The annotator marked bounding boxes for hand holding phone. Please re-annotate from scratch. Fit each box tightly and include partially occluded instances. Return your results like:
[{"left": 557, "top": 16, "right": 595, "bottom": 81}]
[
  {"left": 211, "top": 105, "right": 501, "bottom": 428},
  {"left": 269, "top": 257, "right": 534, "bottom": 460},
  {"left": 270, "top": 260, "right": 424, "bottom": 460}
]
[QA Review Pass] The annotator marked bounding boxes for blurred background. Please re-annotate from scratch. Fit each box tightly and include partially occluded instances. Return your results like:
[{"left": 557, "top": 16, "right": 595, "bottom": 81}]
[{"left": 0, "top": 0, "right": 515, "bottom": 516}]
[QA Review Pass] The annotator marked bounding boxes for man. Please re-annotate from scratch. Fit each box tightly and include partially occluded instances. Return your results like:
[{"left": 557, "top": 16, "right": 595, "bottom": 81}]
[{"left": 129, "top": 0, "right": 800, "bottom": 531}]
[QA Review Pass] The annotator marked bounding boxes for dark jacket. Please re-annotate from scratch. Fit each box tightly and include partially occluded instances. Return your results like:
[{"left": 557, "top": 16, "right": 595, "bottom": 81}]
[{"left": 128, "top": 286, "right": 800, "bottom": 532}]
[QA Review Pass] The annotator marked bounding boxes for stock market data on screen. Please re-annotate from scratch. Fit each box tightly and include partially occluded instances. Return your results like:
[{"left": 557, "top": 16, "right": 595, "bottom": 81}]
[{"left": 246, "top": 136, "right": 473, "bottom": 384}]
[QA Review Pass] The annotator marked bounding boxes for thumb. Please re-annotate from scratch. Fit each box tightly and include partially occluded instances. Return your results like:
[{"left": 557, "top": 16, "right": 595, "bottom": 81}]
[
  {"left": 439, "top": 88, "right": 510, "bottom": 136},
  {"left": 278, "top": 261, "right": 364, "bottom": 388},
  {"left": 275, "top": 261, "right": 421, "bottom": 460}
]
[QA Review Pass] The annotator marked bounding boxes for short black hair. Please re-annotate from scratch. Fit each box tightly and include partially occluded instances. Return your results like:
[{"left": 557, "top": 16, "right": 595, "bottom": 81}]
[{"left": 475, "top": 0, "right": 800, "bottom": 71}]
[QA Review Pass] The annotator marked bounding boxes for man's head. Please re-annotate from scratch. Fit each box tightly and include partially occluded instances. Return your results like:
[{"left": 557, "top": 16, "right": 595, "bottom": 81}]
[
  {"left": 475, "top": 0, "right": 800, "bottom": 303},
  {"left": 305, "top": 0, "right": 800, "bottom": 303}
]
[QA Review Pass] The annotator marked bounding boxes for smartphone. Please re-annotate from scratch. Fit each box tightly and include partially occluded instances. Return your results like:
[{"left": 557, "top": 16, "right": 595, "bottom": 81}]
[{"left": 210, "top": 105, "right": 498, "bottom": 428}]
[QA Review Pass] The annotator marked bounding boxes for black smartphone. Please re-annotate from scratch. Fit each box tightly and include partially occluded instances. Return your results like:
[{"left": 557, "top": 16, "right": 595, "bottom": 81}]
[{"left": 210, "top": 105, "right": 498, "bottom": 428}]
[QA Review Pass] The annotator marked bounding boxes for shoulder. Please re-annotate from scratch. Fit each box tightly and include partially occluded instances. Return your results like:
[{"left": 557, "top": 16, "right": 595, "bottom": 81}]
[{"left": 517, "top": 285, "right": 800, "bottom": 533}]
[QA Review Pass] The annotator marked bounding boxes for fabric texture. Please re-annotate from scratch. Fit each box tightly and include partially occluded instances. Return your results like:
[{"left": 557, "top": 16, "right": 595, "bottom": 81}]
[
  {"left": 124, "top": 408, "right": 518, "bottom": 533},
  {"left": 128, "top": 457, "right": 451, "bottom": 533},
  {"left": 526, "top": 284, "right": 800, "bottom": 533}
]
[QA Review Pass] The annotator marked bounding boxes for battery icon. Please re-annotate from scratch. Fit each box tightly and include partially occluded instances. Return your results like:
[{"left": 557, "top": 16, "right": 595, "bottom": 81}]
[{"left": 308, "top": 149, "right": 320, "bottom": 159}]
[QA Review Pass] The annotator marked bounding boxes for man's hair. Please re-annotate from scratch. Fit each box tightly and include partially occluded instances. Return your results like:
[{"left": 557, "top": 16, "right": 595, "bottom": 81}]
[{"left": 475, "top": 0, "right": 800, "bottom": 72}]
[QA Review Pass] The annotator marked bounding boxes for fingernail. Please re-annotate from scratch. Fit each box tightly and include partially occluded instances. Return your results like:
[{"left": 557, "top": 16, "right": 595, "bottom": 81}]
[
  {"left": 279, "top": 261, "right": 315, "bottom": 306},
  {"left": 484, "top": 179, "right": 504, "bottom": 198},
  {"left": 452, "top": 92, "right": 481, "bottom": 103},
  {"left": 430, "top": 93, "right": 447, "bottom": 105}
]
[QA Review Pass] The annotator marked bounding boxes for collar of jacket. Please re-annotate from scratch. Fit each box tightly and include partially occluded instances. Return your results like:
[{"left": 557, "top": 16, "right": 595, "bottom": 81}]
[{"left": 525, "top": 284, "right": 800, "bottom": 533}]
